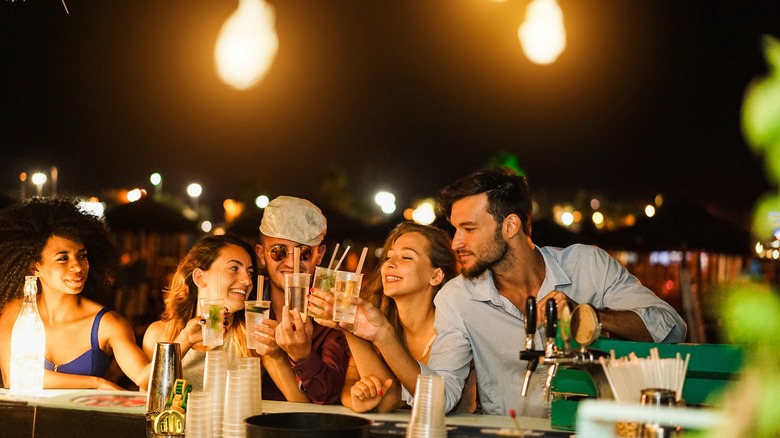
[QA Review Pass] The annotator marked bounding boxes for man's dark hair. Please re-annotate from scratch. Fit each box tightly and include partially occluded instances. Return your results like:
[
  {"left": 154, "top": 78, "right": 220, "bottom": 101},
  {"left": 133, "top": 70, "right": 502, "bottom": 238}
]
[{"left": 437, "top": 166, "right": 533, "bottom": 236}]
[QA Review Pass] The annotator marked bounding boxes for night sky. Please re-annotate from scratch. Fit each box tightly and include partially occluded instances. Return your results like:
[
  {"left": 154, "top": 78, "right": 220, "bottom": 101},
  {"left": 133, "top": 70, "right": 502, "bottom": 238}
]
[{"left": 2, "top": 0, "right": 779, "bottom": 223}]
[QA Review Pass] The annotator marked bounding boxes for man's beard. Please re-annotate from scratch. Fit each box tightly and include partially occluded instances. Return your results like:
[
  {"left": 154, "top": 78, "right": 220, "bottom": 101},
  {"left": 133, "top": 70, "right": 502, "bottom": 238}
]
[{"left": 461, "top": 226, "right": 508, "bottom": 279}]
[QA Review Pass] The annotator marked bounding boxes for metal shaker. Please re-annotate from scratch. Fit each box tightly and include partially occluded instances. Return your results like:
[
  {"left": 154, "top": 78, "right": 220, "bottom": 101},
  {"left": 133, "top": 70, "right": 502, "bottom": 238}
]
[
  {"left": 146, "top": 342, "right": 183, "bottom": 437},
  {"left": 639, "top": 388, "right": 679, "bottom": 438}
]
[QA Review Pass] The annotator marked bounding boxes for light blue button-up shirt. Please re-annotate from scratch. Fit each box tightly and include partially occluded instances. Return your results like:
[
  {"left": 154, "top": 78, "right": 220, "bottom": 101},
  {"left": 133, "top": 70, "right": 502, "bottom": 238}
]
[{"left": 408, "top": 244, "right": 687, "bottom": 416}]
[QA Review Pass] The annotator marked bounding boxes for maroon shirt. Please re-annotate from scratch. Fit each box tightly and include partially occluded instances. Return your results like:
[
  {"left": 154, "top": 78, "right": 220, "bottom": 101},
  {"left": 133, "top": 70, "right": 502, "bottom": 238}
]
[{"left": 261, "top": 310, "right": 348, "bottom": 405}]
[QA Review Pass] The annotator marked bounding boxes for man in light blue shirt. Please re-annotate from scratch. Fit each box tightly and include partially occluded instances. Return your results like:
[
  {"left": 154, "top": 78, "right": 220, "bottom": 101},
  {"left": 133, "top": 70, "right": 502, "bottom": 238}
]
[{"left": 425, "top": 166, "right": 686, "bottom": 416}]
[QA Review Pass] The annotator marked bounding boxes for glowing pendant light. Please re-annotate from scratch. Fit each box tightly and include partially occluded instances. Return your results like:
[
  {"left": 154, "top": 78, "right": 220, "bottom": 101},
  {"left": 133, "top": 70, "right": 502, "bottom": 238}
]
[
  {"left": 214, "top": 0, "right": 279, "bottom": 90},
  {"left": 518, "top": 0, "right": 566, "bottom": 65}
]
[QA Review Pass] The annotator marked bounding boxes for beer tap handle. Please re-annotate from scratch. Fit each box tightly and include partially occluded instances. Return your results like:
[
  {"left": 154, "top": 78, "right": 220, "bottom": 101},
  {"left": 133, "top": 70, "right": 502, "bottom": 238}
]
[
  {"left": 524, "top": 296, "right": 537, "bottom": 351},
  {"left": 545, "top": 299, "right": 558, "bottom": 356},
  {"left": 545, "top": 299, "right": 557, "bottom": 337}
]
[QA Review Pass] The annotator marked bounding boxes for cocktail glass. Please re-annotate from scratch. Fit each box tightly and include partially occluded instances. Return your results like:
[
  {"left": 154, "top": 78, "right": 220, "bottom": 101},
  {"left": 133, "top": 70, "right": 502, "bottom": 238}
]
[
  {"left": 244, "top": 300, "right": 271, "bottom": 349},
  {"left": 332, "top": 271, "right": 362, "bottom": 323},
  {"left": 284, "top": 273, "right": 311, "bottom": 322},
  {"left": 200, "top": 298, "right": 224, "bottom": 347}
]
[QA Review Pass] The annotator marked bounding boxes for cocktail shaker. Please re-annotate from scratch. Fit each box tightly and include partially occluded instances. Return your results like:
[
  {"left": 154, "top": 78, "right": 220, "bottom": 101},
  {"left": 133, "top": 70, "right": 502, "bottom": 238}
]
[{"left": 146, "top": 342, "right": 183, "bottom": 437}]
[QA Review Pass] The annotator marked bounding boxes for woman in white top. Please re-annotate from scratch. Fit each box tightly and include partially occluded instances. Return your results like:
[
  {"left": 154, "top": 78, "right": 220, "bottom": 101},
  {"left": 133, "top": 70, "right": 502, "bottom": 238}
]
[{"left": 142, "top": 234, "right": 257, "bottom": 390}]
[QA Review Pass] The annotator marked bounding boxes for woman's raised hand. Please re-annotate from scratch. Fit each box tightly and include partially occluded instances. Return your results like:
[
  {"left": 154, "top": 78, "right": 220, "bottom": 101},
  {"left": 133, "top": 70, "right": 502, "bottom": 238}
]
[
  {"left": 308, "top": 286, "right": 340, "bottom": 329},
  {"left": 340, "top": 297, "right": 393, "bottom": 343}
]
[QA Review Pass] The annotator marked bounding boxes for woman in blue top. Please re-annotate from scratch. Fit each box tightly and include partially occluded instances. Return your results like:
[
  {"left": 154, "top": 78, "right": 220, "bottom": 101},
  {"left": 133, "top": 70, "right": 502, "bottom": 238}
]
[{"left": 0, "top": 198, "right": 150, "bottom": 390}]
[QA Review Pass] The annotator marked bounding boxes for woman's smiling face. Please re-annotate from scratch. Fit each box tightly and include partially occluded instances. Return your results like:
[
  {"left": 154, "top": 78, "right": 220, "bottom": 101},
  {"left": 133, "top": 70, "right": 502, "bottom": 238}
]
[
  {"left": 35, "top": 235, "right": 89, "bottom": 296},
  {"left": 381, "top": 231, "right": 438, "bottom": 298},
  {"left": 201, "top": 244, "right": 256, "bottom": 313}
]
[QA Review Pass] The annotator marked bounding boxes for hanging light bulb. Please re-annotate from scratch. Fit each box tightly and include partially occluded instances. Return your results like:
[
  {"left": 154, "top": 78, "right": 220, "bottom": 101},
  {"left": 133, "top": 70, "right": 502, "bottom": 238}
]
[
  {"left": 518, "top": 0, "right": 566, "bottom": 65},
  {"left": 215, "top": 0, "right": 279, "bottom": 90}
]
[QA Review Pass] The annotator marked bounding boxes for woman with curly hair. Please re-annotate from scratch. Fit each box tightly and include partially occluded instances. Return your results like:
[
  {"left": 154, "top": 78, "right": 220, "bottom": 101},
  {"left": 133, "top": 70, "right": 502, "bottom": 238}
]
[
  {"left": 142, "top": 233, "right": 258, "bottom": 391},
  {"left": 0, "top": 198, "right": 150, "bottom": 390},
  {"left": 309, "top": 221, "right": 477, "bottom": 413}
]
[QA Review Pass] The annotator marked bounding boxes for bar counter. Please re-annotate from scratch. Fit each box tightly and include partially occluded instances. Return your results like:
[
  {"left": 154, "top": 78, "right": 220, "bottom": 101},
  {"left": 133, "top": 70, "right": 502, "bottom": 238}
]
[{"left": 0, "top": 389, "right": 569, "bottom": 438}]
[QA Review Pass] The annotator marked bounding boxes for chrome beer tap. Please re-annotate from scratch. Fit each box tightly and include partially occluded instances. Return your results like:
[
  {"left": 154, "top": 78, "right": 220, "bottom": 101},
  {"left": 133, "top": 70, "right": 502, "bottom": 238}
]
[
  {"left": 520, "top": 303, "right": 615, "bottom": 401},
  {"left": 542, "top": 300, "right": 558, "bottom": 402},
  {"left": 519, "top": 296, "right": 539, "bottom": 397}
]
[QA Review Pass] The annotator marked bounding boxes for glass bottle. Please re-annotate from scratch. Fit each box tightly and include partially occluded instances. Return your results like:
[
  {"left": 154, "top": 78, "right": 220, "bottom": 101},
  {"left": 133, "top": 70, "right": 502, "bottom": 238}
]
[{"left": 10, "top": 275, "right": 46, "bottom": 393}]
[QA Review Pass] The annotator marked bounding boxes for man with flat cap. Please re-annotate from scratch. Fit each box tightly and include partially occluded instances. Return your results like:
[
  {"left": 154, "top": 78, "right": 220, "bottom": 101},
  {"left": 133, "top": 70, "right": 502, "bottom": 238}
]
[{"left": 251, "top": 196, "right": 348, "bottom": 404}]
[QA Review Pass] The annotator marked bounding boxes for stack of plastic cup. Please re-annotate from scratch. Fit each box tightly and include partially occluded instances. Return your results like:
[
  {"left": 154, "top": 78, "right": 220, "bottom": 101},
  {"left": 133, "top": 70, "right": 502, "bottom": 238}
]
[
  {"left": 237, "top": 357, "right": 262, "bottom": 416},
  {"left": 406, "top": 374, "right": 447, "bottom": 438},
  {"left": 222, "top": 368, "right": 252, "bottom": 438},
  {"left": 204, "top": 350, "right": 228, "bottom": 438},
  {"left": 184, "top": 391, "right": 213, "bottom": 438}
]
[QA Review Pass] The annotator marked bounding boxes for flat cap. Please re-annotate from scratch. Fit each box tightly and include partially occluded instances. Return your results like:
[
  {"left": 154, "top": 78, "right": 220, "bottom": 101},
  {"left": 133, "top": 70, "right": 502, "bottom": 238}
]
[{"left": 259, "top": 196, "right": 327, "bottom": 246}]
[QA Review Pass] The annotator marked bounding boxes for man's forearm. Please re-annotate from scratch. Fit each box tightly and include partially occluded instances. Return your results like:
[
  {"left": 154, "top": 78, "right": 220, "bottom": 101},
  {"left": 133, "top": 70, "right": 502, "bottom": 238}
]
[{"left": 599, "top": 309, "right": 653, "bottom": 342}]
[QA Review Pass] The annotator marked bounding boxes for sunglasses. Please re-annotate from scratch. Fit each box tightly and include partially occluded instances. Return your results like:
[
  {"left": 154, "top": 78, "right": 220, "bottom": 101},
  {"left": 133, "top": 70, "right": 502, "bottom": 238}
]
[{"left": 264, "top": 244, "right": 314, "bottom": 263}]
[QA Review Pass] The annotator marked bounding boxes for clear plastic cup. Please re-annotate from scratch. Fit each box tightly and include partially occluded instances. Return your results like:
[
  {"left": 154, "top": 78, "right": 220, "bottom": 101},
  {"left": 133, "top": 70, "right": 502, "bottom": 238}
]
[
  {"left": 185, "top": 391, "right": 213, "bottom": 438},
  {"left": 332, "top": 271, "right": 362, "bottom": 323},
  {"left": 284, "top": 273, "right": 311, "bottom": 322},
  {"left": 237, "top": 357, "right": 262, "bottom": 416},
  {"left": 406, "top": 374, "right": 447, "bottom": 438},
  {"left": 312, "top": 266, "right": 337, "bottom": 292},
  {"left": 244, "top": 300, "right": 270, "bottom": 349},
  {"left": 200, "top": 298, "right": 225, "bottom": 347}
]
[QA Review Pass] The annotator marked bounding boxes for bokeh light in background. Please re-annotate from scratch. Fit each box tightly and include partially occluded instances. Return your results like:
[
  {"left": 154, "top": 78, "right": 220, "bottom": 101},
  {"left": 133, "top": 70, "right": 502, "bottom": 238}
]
[
  {"left": 215, "top": 0, "right": 278, "bottom": 90},
  {"left": 518, "top": 0, "right": 566, "bottom": 65},
  {"left": 374, "top": 191, "right": 396, "bottom": 214},
  {"left": 411, "top": 200, "right": 436, "bottom": 225},
  {"left": 127, "top": 188, "right": 143, "bottom": 203},
  {"left": 255, "top": 195, "right": 270, "bottom": 209}
]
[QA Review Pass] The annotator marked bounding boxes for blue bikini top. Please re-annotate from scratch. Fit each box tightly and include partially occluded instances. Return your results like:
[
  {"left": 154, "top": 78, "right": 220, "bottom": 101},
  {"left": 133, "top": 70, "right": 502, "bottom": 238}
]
[{"left": 45, "top": 307, "right": 113, "bottom": 377}]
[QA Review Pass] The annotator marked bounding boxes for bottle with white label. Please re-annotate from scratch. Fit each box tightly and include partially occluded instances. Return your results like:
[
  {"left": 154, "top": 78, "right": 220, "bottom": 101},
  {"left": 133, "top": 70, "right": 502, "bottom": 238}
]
[{"left": 10, "top": 275, "right": 46, "bottom": 393}]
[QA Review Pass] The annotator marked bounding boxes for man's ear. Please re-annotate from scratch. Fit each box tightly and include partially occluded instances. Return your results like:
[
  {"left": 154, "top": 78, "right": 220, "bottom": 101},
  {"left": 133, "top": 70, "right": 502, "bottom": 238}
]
[
  {"left": 503, "top": 214, "right": 522, "bottom": 239},
  {"left": 192, "top": 268, "right": 207, "bottom": 288},
  {"left": 429, "top": 268, "right": 445, "bottom": 287},
  {"left": 255, "top": 244, "right": 266, "bottom": 267}
]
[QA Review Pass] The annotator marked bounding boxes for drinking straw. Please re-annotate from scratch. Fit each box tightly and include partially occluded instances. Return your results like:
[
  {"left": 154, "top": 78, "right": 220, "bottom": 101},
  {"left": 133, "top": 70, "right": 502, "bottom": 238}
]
[
  {"left": 677, "top": 353, "right": 690, "bottom": 401},
  {"left": 256, "top": 275, "right": 264, "bottom": 300},
  {"left": 327, "top": 243, "right": 340, "bottom": 270},
  {"left": 293, "top": 247, "right": 300, "bottom": 275},
  {"left": 599, "top": 357, "right": 621, "bottom": 402},
  {"left": 333, "top": 245, "right": 351, "bottom": 271},
  {"left": 355, "top": 247, "right": 368, "bottom": 274}
]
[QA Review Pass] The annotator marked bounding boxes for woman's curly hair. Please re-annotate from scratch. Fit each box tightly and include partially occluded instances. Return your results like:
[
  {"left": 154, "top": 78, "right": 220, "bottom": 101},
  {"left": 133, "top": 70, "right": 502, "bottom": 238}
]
[{"left": 0, "top": 197, "right": 118, "bottom": 309}]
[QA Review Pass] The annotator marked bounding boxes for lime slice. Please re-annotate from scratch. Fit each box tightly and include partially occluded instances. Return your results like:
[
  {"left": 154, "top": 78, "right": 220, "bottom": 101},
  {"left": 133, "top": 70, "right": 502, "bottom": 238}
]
[
  {"left": 207, "top": 305, "right": 222, "bottom": 329},
  {"left": 248, "top": 305, "right": 269, "bottom": 313}
]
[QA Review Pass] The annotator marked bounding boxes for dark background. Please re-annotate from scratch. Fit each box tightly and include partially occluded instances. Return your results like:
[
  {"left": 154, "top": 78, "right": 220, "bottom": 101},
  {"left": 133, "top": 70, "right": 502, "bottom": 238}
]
[{"left": 2, "top": 0, "right": 779, "bottom": 223}]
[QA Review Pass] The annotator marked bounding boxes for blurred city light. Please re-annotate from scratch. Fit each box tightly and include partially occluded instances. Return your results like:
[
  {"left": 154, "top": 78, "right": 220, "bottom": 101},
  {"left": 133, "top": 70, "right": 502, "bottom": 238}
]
[
  {"left": 412, "top": 201, "right": 436, "bottom": 225},
  {"left": 187, "top": 183, "right": 202, "bottom": 213},
  {"left": 201, "top": 221, "right": 213, "bottom": 233},
  {"left": 255, "top": 195, "right": 270, "bottom": 208},
  {"left": 374, "top": 191, "right": 396, "bottom": 214},
  {"left": 518, "top": 0, "right": 566, "bottom": 65},
  {"left": 215, "top": 0, "right": 278, "bottom": 90},
  {"left": 127, "top": 188, "right": 143, "bottom": 202},
  {"left": 561, "top": 211, "right": 574, "bottom": 226},
  {"left": 592, "top": 211, "right": 604, "bottom": 228},
  {"left": 31, "top": 172, "right": 47, "bottom": 196},
  {"left": 150, "top": 172, "right": 162, "bottom": 198},
  {"left": 79, "top": 201, "right": 105, "bottom": 218},
  {"left": 223, "top": 198, "right": 245, "bottom": 223},
  {"left": 645, "top": 205, "right": 656, "bottom": 217}
]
